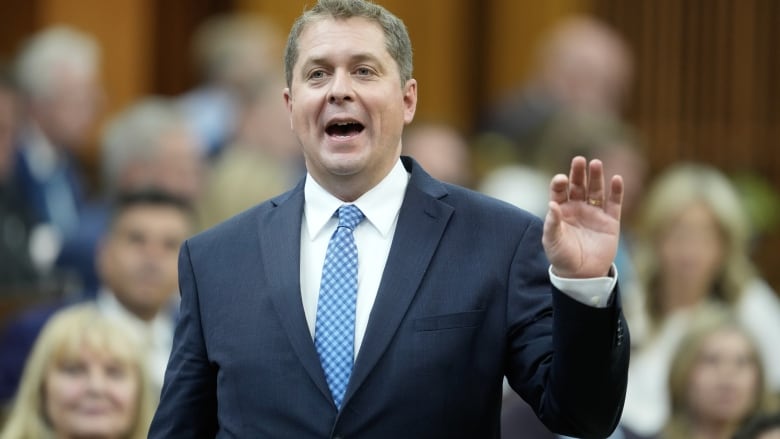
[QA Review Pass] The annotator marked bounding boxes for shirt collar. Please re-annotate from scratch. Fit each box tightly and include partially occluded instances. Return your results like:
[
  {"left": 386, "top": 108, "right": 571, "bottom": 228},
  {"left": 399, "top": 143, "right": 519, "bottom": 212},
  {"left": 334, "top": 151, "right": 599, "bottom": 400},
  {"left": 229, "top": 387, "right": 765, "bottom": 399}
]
[
  {"left": 96, "top": 288, "right": 174, "bottom": 339},
  {"left": 304, "top": 158, "right": 409, "bottom": 240}
]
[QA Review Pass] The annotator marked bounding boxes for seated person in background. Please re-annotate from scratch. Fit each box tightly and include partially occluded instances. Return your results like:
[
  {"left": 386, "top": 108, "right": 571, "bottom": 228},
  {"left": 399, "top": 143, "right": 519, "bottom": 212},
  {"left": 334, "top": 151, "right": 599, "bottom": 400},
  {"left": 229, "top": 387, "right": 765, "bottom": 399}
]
[
  {"left": 621, "top": 163, "right": 780, "bottom": 437},
  {"left": 179, "top": 13, "right": 284, "bottom": 157},
  {"left": 198, "top": 76, "right": 302, "bottom": 229},
  {"left": 0, "top": 62, "right": 39, "bottom": 290},
  {"left": 0, "top": 189, "right": 194, "bottom": 405},
  {"left": 12, "top": 26, "right": 105, "bottom": 294},
  {"left": 734, "top": 412, "right": 780, "bottom": 439},
  {"left": 100, "top": 97, "right": 206, "bottom": 206},
  {"left": 0, "top": 303, "right": 156, "bottom": 439},
  {"left": 478, "top": 15, "right": 633, "bottom": 161},
  {"left": 401, "top": 121, "right": 473, "bottom": 187},
  {"left": 61, "top": 96, "right": 205, "bottom": 296},
  {"left": 660, "top": 308, "right": 778, "bottom": 439}
]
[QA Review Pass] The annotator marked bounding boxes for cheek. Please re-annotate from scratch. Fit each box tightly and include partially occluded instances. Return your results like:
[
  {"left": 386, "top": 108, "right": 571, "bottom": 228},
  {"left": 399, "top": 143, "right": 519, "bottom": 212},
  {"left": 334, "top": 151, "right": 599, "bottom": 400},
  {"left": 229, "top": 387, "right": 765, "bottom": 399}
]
[
  {"left": 686, "top": 367, "right": 717, "bottom": 404},
  {"left": 43, "top": 377, "right": 78, "bottom": 426},
  {"left": 112, "top": 380, "right": 141, "bottom": 419},
  {"left": 735, "top": 367, "right": 760, "bottom": 396},
  {"left": 45, "top": 376, "right": 80, "bottom": 403}
]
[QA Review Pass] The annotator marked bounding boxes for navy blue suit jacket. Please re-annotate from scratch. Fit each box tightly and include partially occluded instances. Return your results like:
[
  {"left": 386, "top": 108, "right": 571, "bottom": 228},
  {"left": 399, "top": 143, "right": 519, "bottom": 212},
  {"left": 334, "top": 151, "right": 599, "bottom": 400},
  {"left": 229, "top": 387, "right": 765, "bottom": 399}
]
[{"left": 149, "top": 157, "right": 629, "bottom": 438}]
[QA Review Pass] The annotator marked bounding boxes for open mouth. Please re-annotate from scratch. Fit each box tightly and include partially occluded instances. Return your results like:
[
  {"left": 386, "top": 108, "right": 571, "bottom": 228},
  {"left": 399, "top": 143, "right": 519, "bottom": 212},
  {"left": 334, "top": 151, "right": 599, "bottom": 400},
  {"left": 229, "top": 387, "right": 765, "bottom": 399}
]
[{"left": 325, "top": 121, "right": 365, "bottom": 138}]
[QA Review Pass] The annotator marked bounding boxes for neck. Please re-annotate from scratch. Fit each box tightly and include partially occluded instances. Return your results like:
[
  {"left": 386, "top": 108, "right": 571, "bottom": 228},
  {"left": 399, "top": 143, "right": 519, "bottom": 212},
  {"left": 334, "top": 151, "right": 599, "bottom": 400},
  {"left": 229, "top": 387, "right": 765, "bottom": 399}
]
[
  {"left": 112, "top": 294, "right": 158, "bottom": 322},
  {"left": 691, "top": 418, "right": 738, "bottom": 439},
  {"left": 659, "top": 276, "right": 712, "bottom": 314},
  {"left": 310, "top": 157, "right": 399, "bottom": 203}
]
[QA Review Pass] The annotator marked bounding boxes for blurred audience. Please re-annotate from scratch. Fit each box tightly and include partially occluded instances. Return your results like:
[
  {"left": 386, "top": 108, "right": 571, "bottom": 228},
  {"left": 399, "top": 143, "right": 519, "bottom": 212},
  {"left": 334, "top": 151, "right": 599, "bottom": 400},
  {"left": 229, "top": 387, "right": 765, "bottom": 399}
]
[
  {"left": 402, "top": 121, "right": 473, "bottom": 187},
  {"left": 479, "top": 15, "right": 633, "bottom": 161},
  {"left": 57, "top": 96, "right": 205, "bottom": 295},
  {"left": 0, "top": 190, "right": 194, "bottom": 405},
  {"left": 179, "top": 13, "right": 284, "bottom": 158},
  {"left": 660, "top": 309, "right": 777, "bottom": 439},
  {"left": 734, "top": 413, "right": 780, "bottom": 439},
  {"left": 101, "top": 97, "right": 206, "bottom": 204},
  {"left": 478, "top": 163, "right": 550, "bottom": 219},
  {"left": 0, "top": 303, "right": 156, "bottom": 439},
  {"left": 501, "top": 391, "right": 644, "bottom": 439},
  {"left": 199, "top": 74, "right": 301, "bottom": 229},
  {"left": 621, "top": 163, "right": 780, "bottom": 436},
  {"left": 11, "top": 26, "right": 104, "bottom": 288},
  {"left": 0, "top": 63, "right": 39, "bottom": 290}
]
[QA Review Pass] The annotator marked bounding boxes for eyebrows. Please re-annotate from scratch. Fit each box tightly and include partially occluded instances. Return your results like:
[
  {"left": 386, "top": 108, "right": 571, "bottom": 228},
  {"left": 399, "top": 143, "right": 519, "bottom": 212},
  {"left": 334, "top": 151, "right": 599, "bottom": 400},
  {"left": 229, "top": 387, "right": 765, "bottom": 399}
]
[{"left": 299, "top": 52, "right": 386, "bottom": 73}]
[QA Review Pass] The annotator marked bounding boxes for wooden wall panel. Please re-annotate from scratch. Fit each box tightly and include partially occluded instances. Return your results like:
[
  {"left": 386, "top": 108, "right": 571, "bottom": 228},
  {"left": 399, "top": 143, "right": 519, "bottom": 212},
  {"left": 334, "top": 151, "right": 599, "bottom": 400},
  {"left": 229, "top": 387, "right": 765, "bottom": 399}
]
[
  {"left": 151, "top": 0, "right": 235, "bottom": 96},
  {"left": 37, "top": 0, "right": 155, "bottom": 122},
  {"left": 592, "top": 0, "right": 780, "bottom": 290},
  {"left": 481, "top": 0, "right": 588, "bottom": 103},
  {"left": 0, "top": 3, "right": 37, "bottom": 63}
]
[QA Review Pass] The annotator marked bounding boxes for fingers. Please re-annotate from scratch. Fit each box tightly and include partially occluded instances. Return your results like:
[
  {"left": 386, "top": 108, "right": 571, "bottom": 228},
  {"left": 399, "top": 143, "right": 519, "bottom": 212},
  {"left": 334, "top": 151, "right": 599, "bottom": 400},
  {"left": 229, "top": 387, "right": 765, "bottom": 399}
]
[
  {"left": 586, "top": 159, "right": 605, "bottom": 208},
  {"left": 550, "top": 156, "right": 621, "bottom": 217},
  {"left": 543, "top": 201, "right": 563, "bottom": 247},
  {"left": 549, "top": 174, "right": 569, "bottom": 205},
  {"left": 568, "top": 156, "right": 587, "bottom": 202},
  {"left": 605, "top": 175, "right": 624, "bottom": 220}
]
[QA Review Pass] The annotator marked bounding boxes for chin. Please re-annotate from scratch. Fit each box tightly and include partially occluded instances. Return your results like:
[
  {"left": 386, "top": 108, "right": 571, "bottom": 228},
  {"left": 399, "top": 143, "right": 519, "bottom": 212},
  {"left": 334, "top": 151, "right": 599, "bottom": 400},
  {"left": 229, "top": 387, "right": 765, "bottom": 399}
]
[{"left": 319, "top": 153, "right": 368, "bottom": 176}]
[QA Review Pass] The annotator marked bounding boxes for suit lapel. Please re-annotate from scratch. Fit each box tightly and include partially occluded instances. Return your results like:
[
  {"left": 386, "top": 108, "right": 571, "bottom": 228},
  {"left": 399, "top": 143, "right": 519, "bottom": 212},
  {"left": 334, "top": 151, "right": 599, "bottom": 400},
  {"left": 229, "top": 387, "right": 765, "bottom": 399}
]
[
  {"left": 260, "top": 183, "right": 332, "bottom": 403},
  {"left": 344, "top": 160, "right": 453, "bottom": 405}
]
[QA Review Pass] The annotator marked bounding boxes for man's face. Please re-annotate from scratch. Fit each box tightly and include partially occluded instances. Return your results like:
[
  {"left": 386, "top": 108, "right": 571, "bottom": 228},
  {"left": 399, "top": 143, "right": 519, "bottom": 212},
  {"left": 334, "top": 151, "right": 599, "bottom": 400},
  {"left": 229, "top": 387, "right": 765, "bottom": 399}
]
[
  {"left": 98, "top": 205, "right": 190, "bottom": 320},
  {"left": 284, "top": 17, "right": 417, "bottom": 200}
]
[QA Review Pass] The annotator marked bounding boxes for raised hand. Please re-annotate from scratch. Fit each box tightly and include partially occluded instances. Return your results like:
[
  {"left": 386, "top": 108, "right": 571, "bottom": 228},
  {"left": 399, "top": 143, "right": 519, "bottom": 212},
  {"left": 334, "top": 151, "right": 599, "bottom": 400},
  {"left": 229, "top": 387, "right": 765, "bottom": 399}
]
[{"left": 542, "top": 156, "right": 623, "bottom": 278}]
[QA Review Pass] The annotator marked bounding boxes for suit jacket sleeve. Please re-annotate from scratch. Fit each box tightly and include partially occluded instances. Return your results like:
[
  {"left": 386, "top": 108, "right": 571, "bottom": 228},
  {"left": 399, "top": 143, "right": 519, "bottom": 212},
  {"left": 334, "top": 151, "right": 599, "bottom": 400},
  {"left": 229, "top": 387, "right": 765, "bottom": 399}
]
[
  {"left": 148, "top": 241, "right": 218, "bottom": 437},
  {"left": 504, "top": 219, "right": 630, "bottom": 438}
]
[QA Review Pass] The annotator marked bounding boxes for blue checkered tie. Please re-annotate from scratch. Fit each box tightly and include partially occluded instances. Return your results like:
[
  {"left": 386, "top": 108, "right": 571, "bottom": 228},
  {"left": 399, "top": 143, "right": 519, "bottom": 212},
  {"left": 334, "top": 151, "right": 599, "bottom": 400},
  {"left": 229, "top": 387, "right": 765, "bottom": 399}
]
[{"left": 315, "top": 204, "right": 365, "bottom": 409}]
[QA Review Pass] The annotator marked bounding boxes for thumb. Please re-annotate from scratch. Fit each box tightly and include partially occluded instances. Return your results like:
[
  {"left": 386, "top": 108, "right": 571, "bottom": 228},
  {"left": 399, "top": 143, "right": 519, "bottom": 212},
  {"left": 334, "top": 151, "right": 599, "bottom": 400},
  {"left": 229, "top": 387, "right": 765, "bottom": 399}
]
[{"left": 543, "top": 201, "right": 563, "bottom": 248}]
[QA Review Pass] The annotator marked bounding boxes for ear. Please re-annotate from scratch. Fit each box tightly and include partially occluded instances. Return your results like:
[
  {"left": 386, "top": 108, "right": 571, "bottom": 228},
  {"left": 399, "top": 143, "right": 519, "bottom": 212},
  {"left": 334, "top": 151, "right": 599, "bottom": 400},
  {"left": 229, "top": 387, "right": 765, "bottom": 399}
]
[
  {"left": 402, "top": 79, "right": 417, "bottom": 125},
  {"left": 283, "top": 87, "right": 294, "bottom": 130}
]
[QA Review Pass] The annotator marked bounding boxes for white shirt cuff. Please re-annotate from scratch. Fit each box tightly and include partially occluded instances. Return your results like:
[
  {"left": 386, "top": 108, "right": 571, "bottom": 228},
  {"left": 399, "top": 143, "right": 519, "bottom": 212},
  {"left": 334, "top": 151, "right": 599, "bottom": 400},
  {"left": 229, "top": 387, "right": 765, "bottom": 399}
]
[{"left": 548, "top": 264, "right": 618, "bottom": 308}]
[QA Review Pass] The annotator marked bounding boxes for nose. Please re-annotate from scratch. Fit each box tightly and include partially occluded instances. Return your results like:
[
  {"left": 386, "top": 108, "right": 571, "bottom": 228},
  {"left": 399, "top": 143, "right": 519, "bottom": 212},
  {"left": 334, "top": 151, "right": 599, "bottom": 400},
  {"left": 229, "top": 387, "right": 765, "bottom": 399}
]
[
  {"left": 327, "top": 70, "right": 354, "bottom": 104},
  {"left": 86, "top": 369, "right": 107, "bottom": 393}
]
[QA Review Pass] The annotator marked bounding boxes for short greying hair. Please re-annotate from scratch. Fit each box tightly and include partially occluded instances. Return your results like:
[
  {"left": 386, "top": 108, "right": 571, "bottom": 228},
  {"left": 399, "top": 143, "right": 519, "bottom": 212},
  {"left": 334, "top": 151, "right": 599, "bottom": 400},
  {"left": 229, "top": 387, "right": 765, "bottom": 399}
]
[
  {"left": 14, "top": 26, "right": 100, "bottom": 98},
  {"left": 283, "top": 0, "right": 413, "bottom": 88},
  {"left": 100, "top": 97, "right": 187, "bottom": 197}
]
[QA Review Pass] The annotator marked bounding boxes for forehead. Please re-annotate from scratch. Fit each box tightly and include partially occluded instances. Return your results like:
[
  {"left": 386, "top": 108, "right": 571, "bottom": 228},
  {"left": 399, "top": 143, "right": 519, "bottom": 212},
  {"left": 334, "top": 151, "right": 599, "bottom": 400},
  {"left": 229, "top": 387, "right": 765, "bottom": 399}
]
[
  {"left": 296, "top": 17, "right": 389, "bottom": 64},
  {"left": 51, "top": 335, "right": 135, "bottom": 367},
  {"left": 113, "top": 204, "right": 189, "bottom": 231},
  {"left": 699, "top": 328, "right": 752, "bottom": 353}
]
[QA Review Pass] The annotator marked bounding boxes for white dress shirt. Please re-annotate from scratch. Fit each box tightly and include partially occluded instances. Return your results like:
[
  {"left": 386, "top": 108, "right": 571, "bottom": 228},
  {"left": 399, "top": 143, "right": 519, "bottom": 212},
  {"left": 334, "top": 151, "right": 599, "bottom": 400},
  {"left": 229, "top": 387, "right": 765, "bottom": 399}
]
[
  {"left": 300, "top": 158, "right": 616, "bottom": 359},
  {"left": 96, "top": 290, "right": 174, "bottom": 392}
]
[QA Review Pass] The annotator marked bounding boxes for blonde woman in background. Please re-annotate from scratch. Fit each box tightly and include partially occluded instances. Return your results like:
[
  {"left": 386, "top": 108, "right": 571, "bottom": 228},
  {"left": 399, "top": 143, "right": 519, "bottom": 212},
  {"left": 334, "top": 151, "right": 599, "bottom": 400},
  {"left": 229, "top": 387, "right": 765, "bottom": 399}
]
[
  {"left": 621, "top": 163, "right": 780, "bottom": 436},
  {"left": 662, "top": 309, "right": 777, "bottom": 439},
  {"left": 0, "top": 304, "right": 156, "bottom": 439}
]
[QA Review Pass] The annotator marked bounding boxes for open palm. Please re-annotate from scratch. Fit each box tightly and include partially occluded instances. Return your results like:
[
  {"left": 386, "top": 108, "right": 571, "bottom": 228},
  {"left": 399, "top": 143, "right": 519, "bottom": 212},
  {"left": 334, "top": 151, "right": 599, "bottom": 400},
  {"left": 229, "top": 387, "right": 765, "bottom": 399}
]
[{"left": 542, "top": 157, "right": 624, "bottom": 279}]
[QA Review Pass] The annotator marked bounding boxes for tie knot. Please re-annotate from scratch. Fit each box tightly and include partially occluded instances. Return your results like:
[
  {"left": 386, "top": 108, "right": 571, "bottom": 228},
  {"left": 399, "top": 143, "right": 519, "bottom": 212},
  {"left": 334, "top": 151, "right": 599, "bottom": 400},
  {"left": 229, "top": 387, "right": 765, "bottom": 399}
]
[{"left": 337, "top": 204, "right": 364, "bottom": 231}]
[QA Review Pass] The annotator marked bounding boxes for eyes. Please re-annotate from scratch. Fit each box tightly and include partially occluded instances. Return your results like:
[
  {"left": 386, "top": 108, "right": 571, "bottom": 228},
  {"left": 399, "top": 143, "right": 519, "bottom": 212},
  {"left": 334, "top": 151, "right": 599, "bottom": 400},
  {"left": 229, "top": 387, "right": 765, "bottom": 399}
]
[
  {"left": 306, "top": 66, "right": 377, "bottom": 82},
  {"left": 57, "top": 359, "right": 131, "bottom": 380}
]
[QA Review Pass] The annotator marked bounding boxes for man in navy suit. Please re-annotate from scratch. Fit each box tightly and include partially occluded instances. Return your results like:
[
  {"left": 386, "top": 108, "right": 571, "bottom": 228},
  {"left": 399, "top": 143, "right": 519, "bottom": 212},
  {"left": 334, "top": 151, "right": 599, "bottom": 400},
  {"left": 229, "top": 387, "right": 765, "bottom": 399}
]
[{"left": 149, "top": 0, "right": 630, "bottom": 437}]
